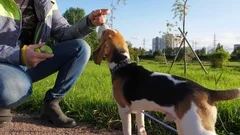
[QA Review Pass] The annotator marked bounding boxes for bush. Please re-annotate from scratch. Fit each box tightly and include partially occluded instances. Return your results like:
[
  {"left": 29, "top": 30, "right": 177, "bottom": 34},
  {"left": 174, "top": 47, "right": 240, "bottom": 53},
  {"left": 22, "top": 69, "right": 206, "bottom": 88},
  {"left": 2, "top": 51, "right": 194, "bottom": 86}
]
[
  {"left": 209, "top": 49, "right": 230, "bottom": 68},
  {"left": 154, "top": 55, "right": 167, "bottom": 63}
]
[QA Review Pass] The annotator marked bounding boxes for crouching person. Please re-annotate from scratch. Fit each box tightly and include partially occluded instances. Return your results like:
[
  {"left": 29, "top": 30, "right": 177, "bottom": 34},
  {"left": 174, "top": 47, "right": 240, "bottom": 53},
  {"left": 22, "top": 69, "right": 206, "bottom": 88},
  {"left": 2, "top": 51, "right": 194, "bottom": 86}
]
[{"left": 0, "top": 0, "right": 109, "bottom": 128}]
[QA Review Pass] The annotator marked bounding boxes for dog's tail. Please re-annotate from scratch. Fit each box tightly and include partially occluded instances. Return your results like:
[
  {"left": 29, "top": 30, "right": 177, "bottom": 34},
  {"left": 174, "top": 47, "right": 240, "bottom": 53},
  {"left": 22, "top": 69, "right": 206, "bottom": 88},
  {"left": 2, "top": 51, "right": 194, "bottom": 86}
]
[{"left": 209, "top": 88, "right": 240, "bottom": 103}]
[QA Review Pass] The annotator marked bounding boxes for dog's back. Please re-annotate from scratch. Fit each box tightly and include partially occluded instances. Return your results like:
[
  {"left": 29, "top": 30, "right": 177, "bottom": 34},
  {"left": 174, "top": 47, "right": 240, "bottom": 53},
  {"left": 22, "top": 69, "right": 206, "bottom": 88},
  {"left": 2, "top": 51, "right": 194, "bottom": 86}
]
[{"left": 114, "top": 63, "right": 240, "bottom": 106}]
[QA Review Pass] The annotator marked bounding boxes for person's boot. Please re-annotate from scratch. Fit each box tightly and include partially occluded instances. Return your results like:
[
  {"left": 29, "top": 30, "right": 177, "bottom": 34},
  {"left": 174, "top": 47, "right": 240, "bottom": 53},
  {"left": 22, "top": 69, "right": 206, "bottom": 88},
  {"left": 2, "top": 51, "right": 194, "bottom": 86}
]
[
  {"left": 0, "top": 109, "right": 12, "bottom": 128},
  {"left": 40, "top": 98, "right": 76, "bottom": 128}
]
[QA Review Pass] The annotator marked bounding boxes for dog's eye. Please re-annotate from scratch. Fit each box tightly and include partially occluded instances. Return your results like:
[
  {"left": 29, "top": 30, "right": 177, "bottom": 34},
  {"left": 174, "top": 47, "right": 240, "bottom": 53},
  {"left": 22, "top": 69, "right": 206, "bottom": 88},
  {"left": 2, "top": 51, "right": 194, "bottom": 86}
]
[{"left": 119, "top": 50, "right": 126, "bottom": 53}]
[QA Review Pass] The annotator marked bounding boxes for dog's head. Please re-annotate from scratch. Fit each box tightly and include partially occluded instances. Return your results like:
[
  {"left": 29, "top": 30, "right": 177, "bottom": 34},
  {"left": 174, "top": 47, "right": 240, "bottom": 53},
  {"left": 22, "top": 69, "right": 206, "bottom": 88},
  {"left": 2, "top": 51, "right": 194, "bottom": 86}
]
[{"left": 93, "top": 24, "right": 130, "bottom": 65}]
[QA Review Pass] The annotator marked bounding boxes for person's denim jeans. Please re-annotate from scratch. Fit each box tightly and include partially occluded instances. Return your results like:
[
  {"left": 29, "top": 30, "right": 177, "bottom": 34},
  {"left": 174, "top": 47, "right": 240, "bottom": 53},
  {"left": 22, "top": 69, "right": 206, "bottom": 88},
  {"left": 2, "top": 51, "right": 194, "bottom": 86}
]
[
  {"left": 0, "top": 63, "right": 32, "bottom": 108},
  {"left": 0, "top": 39, "right": 91, "bottom": 108}
]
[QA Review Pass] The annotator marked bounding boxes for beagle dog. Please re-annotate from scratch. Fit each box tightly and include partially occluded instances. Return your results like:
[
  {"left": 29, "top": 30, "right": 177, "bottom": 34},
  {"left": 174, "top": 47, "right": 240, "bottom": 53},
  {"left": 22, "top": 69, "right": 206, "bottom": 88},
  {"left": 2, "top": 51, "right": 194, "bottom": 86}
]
[{"left": 93, "top": 24, "right": 240, "bottom": 135}]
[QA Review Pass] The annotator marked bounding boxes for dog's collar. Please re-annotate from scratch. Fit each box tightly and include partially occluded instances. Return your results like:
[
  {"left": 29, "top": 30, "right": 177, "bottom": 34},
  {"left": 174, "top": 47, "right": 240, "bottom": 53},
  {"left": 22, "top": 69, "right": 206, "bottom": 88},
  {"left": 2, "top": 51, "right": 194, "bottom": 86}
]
[{"left": 110, "top": 59, "right": 130, "bottom": 76}]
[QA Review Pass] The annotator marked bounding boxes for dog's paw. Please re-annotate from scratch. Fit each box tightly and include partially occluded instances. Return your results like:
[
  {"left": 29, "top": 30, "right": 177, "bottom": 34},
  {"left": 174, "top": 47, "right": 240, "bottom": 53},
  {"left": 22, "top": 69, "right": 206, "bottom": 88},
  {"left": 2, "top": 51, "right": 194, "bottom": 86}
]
[
  {"left": 138, "top": 132, "right": 147, "bottom": 135},
  {"left": 138, "top": 128, "right": 147, "bottom": 135}
]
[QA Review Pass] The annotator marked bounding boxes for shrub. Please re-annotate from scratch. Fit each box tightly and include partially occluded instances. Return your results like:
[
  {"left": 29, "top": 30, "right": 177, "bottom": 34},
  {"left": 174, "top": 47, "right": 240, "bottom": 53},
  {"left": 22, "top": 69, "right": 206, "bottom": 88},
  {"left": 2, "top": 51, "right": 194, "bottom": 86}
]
[
  {"left": 209, "top": 49, "right": 230, "bottom": 68},
  {"left": 154, "top": 55, "right": 167, "bottom": 63}
]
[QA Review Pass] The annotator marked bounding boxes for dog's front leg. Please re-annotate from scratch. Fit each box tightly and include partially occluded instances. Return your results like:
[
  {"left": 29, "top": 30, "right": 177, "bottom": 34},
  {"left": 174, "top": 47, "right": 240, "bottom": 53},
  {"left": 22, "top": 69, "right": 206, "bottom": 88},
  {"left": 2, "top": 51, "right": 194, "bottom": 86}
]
[
  {"left": 175, "top": 120, "right": 183, "bottom": 135},
  {"left": 136, "top": 111, "right": 147, "bottom": 135},
  {"left": 118, "top": 104, "right": 132, "bottom": 135}
]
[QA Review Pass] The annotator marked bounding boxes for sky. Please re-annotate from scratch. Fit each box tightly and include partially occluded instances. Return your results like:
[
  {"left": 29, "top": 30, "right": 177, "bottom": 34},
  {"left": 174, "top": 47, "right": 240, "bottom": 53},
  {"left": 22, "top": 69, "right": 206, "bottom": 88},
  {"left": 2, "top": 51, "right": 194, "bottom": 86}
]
[{"left": 57, "top": 0, "right": 240, "bottom": 52}]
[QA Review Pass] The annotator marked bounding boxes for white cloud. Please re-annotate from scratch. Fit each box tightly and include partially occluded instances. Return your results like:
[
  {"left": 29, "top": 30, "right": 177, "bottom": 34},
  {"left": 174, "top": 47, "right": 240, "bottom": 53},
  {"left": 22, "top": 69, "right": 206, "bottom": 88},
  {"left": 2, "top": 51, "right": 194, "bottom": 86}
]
[
  {"left": 236, "top": 36, "right": 240, "bottom": 40},
  {"left": 191, "top": 33, "right": 240, "bottom": 53},
  {"left": 127, "top": 37, "right": 152, "bottom": 50},
  {"left": 130, "top": 36, "right": 142, "bottom": 40},
  {"left": 218, "top": 33, "right": 238, "bottom": 45}
]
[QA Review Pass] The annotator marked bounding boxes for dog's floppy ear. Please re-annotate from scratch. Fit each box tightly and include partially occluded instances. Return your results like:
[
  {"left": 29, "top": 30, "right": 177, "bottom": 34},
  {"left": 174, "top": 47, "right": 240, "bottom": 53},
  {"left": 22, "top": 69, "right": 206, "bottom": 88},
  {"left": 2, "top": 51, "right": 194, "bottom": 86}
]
[{"left": 93, "top": 40, "right": 107, "bottom": 65}]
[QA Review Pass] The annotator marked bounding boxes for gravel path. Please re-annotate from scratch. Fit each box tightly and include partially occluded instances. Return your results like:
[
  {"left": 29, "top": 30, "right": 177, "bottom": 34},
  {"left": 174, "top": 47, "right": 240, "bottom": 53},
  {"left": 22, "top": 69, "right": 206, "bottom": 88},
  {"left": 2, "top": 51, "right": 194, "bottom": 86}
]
[{"left": 0, "top": 114, "right": 122, "bottom": 135}]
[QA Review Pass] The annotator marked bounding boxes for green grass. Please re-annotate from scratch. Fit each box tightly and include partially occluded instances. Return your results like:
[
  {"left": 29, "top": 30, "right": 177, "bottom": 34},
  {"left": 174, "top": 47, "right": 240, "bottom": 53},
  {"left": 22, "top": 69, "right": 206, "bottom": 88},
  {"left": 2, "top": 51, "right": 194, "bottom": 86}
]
[{"left": 16, "top": 60, "right": 240, "bottom": 135}]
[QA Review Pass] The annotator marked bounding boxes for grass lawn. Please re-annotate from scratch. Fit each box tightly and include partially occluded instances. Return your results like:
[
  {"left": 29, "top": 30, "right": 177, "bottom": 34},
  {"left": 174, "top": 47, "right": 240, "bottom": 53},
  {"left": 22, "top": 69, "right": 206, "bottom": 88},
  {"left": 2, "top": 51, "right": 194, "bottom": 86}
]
[{"left": 16, "top": 60, "right": 240, "bottom": 135}]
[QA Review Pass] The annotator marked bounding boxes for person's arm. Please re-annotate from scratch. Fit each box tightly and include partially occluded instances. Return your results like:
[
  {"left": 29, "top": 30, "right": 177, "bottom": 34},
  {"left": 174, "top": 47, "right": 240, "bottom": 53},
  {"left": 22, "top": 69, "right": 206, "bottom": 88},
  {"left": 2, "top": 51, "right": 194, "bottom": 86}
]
[
  {"left": 50, "top": 1, "right": 110, "bottom": 42},
  {"left": 51, "top": 10, "right": 94, "bottom": 41},
  {"left": 0, "top": 44, "right": 21, "bottom": 65}
]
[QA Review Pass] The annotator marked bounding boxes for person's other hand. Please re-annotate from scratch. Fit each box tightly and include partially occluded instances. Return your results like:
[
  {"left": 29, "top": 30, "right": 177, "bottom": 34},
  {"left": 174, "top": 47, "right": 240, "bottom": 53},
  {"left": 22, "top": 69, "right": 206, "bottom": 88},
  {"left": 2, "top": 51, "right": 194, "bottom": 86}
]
[
  {"left": 25, "top": 43, "right": 54, "bottom": 68},
  {"left": 89, "top": 9, "right": 110, "bottom": 26}
]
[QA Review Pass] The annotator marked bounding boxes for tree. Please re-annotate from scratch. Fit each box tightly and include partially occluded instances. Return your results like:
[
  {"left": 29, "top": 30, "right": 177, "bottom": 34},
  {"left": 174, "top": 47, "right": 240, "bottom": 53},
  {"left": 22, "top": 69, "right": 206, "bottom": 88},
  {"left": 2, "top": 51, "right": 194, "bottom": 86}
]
[
  {"left": 63, "top": 7, "right": 98, "bottom": 52},
  {"left": 109, "top": 0, "right": 126, "bottom": 28},
  {"left": 195, "top": 49, "right": 201, "bottom": 56},
  {"left": 139, "top": 47, "right": 146, "bottom": 56},
  {"left": 117, "top": 0, "right": 126, "bottom": 3},
  {"left": 169, "top": 0, "right": 191, "bottom": 75},
  {"left": 165, "top": 47, "right": 174, "bottom": 56},
  {"left": 160, "top": 21, "right": 178, "bottom": 48},
  {"left": 126, "top": 41, "right": 134, "bottom": 54},
  {"left": 200, "top": 47, "right": 206, "bottom": 55},
  {"left": 148, "top": 49, "right": 153, "bottom": 55},
  {"left": 231, "top": 46, "right": 240, "bottom": 61},
  {"left": 126, "top": 41, "right": 138, "bottom": 59},
  {"left": 195, "top": 47, "right": 206, "bottom": 56},
  {"left": 173, "top": 0, "right": 188, "bottom": 61},
  {"left": 236, "top": 50, "right": 240, "bottom": 61},
  {"left": 63, "top": 7, "right": 85, "bottom": 25},
  {"left": 153, "top": 50, "right": 162, "bottom": 58},
  {"left": 172, "top": 0, "right": 189, "bottom": 33},
  {"left": 215, "top": 43, "right": 223, "bottom": 51},
  {"left": 84, "top": 32, "right": 99, "bottom": 51},
  {"left": 178, "top": 47, "right": 195, "bottom": 61}
]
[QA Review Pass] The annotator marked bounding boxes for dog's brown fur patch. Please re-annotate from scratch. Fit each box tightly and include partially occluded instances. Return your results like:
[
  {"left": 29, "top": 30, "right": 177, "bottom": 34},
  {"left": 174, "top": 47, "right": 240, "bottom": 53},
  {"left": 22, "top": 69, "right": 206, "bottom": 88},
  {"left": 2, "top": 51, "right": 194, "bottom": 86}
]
[
  {"left": 193, "top": 90, "right": 216, "bottom": 131},
  {"left": 175, "top": 89, "right": 216, "bottom": 132},
  {"left": 113, "top": 78, "right": 130, "bottom": 108},
  {"left": 93, "top": 30, "right": 129, "bottom": 65},
  {"left": 175, "top": 94, "right": 192, "bottom": 119}
]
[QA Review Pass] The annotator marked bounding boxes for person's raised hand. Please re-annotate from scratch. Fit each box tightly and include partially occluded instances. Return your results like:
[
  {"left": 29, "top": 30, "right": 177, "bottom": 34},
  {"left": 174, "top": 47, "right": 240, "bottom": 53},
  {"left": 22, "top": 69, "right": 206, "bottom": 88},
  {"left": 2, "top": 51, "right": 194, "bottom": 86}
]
[
  {"left": 89, "top": 9, "right": 110, "bottom": 26},
  {"left": 25, "top": 43, "right": 54, "bottom": 68}
]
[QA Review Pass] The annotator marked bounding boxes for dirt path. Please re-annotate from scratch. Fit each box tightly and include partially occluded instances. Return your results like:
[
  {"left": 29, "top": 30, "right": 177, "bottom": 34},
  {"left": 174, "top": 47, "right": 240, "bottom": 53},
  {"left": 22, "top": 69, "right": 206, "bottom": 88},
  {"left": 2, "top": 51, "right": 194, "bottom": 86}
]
[{"left": 0, "top": 114, "right": 122, "bottom": 135}]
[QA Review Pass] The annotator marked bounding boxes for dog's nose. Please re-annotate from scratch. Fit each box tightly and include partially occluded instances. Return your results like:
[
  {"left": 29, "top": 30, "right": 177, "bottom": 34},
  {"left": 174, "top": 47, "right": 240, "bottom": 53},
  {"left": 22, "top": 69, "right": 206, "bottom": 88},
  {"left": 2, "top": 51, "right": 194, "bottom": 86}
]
[{"left": 97, "top": 24, "right": 111, "bottom": 39}]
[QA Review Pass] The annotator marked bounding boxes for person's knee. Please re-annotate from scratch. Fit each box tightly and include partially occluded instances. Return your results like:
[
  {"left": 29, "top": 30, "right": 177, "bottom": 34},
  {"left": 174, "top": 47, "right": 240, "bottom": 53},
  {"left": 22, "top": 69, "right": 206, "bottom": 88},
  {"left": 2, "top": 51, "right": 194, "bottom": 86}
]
[
  {"left": 0, "top": 77, "right": 32, "bottom": 109},
  {"left": 75, "top": 39, "right": 91, "bottom": 61},
  {"left": 0, "top": 66, "right": 32, "bottom": 109}
]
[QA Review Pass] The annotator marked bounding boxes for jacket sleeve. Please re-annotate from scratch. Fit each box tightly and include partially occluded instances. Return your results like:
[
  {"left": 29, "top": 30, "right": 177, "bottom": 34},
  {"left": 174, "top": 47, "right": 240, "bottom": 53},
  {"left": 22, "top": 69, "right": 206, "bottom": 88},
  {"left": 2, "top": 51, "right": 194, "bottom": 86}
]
[
  {"left": 51, "top": 5, "right": 96, "bottom": 42},
  {"left": 0, "top": 44, "right": 21, "bottom": 65}
]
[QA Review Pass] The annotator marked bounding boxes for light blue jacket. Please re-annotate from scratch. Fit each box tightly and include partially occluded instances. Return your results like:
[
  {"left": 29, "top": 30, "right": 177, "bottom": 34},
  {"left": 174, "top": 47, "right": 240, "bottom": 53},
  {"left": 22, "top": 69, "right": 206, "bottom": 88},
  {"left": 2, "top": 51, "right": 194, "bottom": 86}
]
[{"left": 0, "top": 0, "right": 95, "bottom": 65}]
